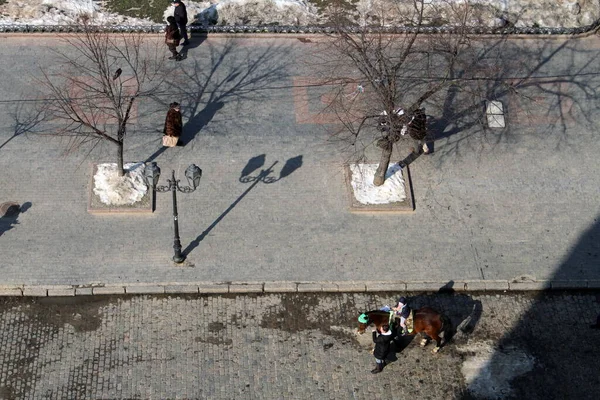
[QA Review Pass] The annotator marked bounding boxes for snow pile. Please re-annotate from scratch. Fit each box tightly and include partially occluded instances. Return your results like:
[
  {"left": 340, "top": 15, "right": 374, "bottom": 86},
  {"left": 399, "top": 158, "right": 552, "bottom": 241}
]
[
  {"left": 350, "top": 163, "right": 406, "bottom": 205},
  {"left": 0, "top": 0, "right": 153, "bottom": 25},
  {"left": 164, "top": 0, "right": 318, "bottom": 26},
  {"left": 93, "top": 162, "right": 148, "bottom": 206}
]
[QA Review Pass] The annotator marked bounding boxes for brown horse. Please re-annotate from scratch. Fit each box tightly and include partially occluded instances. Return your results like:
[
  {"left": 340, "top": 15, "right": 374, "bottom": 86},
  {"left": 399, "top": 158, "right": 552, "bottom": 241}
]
[{"left": 357, "top": 307, "right": 450, "bottom": 353}]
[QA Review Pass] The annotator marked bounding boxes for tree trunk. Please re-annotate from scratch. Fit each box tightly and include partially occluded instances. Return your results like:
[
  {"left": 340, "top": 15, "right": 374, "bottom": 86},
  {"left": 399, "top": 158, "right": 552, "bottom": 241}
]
[
  {"left": 117, "top": 141, "right": 124, "bottom": 177},
  {"left": 373, "top": 143, "right": 393, "bottom": 186}
]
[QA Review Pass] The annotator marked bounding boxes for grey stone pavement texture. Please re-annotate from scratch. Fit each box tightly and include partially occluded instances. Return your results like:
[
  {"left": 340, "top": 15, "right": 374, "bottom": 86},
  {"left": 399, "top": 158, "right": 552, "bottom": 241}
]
[
  {"left": 0, "top": 33, "right": 599, "bottom": 293},
  {"left": 0, "top": 291, "right": 599, "bottom": 399}
]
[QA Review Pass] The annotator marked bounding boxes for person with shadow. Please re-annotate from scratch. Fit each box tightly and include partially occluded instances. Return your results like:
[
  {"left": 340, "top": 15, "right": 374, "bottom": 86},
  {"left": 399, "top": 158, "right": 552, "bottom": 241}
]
[
  {"left": 163, "top": 102, "right": 183, "bottom": 147},
  {"left": 371, "top": 324, "right": 393, "bottom": 374},
  {"left": 165, "top": 16, "right": 183, "bottom": 61},
  {"left": 172, "top": 0, "right": 190, "bottom": 46}
]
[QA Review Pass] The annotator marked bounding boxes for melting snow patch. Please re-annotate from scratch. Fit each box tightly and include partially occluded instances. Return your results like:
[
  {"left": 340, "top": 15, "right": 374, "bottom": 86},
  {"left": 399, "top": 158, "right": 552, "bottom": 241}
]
[
  {"left": 350, "top": 163, "right": 406, "bottom": 205},
  {"left": 458, "top": 342, "right": 535, "bottom": 399},
  {"left": 93, "top": 162, "right": 148, "bottom": 206}
]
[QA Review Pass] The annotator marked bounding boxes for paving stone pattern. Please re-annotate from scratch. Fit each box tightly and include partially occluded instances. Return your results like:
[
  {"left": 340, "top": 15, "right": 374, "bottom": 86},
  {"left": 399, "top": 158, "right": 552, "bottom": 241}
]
[{"left": 0, "top": 292, "right": 598, "bottom": 399}]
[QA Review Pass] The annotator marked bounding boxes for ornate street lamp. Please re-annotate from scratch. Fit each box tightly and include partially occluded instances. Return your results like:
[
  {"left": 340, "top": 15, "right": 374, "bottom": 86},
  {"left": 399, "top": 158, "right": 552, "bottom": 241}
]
[{"left": 143, "top": 162, "right": 202, "bottom": 263}]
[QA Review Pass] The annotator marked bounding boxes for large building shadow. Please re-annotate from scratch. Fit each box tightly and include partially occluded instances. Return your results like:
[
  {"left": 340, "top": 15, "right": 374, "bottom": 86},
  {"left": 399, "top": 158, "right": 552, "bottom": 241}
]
[{"left": 456, "top": 217, "right": 600, "bottom": 399}]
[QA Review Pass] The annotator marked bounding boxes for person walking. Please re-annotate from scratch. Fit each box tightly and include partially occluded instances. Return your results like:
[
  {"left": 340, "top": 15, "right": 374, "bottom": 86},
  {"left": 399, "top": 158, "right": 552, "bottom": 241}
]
[
  {"left": 371, "top": 324, "right": 393, "bottom": 374},
  {"left": 407, "top": 107, "right": 430, "bottom": 155},
  {"left": 172, "top": 0, "right": 190, "bottom": 46},
  {"left": 165, "top": 16, "right": 182, "bottom": 60},
  {"left": 163, "top": 102, "right": 182, "bottom": 147}
]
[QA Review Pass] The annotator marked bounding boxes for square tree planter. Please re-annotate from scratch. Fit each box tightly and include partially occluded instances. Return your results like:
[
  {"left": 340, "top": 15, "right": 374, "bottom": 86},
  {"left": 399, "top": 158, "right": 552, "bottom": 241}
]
[
  {"left": 88, "top": 163, "right": 153, "bottom": 214},
  {"left": 344, "top": 163, "right": 414, "bottom": 213}
]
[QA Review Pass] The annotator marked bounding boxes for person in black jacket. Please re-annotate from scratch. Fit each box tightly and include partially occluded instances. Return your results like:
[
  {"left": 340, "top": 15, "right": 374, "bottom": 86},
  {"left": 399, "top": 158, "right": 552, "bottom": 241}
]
[
  {"left": 172, "top": 0, "right": 189, "bottom": 46},
  {"left": 371, "top": 324, "right": 393, "bottom": 374}
]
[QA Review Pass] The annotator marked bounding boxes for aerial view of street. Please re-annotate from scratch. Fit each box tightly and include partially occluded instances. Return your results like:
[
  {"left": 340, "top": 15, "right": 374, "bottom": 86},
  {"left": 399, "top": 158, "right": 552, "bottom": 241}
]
[{"left": 1, "top": 0, "right": 600, "bottom": 398}]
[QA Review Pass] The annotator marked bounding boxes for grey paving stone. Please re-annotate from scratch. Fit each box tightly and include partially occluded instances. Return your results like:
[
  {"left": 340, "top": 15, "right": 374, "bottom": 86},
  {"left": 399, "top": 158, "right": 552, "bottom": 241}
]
[
  {"left": 297, "top": 283, "right": 324, "bottom": 292},
  {"left": 365, "top": 282, "right": 407, "bottom": 292},
  {"left": 75, "top": 287, "right": 94, "bottom": 295},
  {"left": 92, "top": 286, "right": 126, "bottom": 295},
  {"left": 406, "top": 282, "right": 447, "bottom": 292},
  {"left": 508, "top": 281, "right": 551, "bottom": 291},
  {"left": 198, "top": 284, "right": 229, "bottom": 294},
  {"left": 335, "top": 282, "right": 366, "bottom": 292},
  {"left": 465, "top": 281, "right": 487, "bottom": 291},
  {"left": 0, "top": 287, "right": 23, "bottom": 296},
  {"left": 163, "top": 285, "right": 199, "bottom": 294},
  {"left": 550, "top": 280, "right": 589, "bottom": 289},
  {"left": 47, "top": 288, "right": 75, "bottom": 296},
  {"left": 125, "top": 286, "right": 165, "bottom": 294},
  {"left": 586, "top": 280, "right": 600, "bottom": 289},
  {"left": 483, "top": 281, "right": 510, "bottom": 291},
  {"left": 22, "top": 287, "right": 48, "bottom": 297},
  {"left": 228, "top": 284, "right": 264, "bottom": 293},
  {"left": 263, "top": 282, "right": 297, "bottom": 292}
]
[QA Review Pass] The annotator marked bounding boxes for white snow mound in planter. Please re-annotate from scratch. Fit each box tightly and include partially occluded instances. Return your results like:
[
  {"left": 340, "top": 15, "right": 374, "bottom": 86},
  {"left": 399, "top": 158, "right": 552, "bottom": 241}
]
[
  {"left": 350, "top": 163, "right": 406, "bottom": 205},
  {"left": 93, "top": 162, "right": 148, "bottom": 206}
]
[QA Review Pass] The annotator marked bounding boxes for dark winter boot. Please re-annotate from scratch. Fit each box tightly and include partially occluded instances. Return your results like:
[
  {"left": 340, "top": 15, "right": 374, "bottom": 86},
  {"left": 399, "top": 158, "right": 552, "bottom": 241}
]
[{"left": 371, "top": 362, "right": 384, "bottom": 374}]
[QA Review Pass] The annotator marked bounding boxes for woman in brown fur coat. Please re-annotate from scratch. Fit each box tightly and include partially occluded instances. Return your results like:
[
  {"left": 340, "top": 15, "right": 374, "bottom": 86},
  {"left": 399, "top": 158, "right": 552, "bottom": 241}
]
[{"left": 163, "top": 102, "right": 182, "bottom": 140}]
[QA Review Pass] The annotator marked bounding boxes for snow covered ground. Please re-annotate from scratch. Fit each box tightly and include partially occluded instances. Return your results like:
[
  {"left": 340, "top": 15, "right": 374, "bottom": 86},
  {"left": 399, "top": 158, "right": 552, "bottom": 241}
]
[
  {"left": 0, "top": 0, "right": 597, "bottom": 28},
  {"left": 0, "top": 0, "right": 318, "bottom": 26}
]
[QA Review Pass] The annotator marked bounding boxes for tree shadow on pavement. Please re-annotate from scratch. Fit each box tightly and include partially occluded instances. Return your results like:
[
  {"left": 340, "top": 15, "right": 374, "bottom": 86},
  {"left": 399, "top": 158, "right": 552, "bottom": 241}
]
[
  {"left": 0, "top": 102, "right": 45, "bottom": 151},
  {"left": 182, "top": 154, "right": 303, "bottom": 258},
  {"left": 163, "top": 38, "right": 294, "bottom": 149}
]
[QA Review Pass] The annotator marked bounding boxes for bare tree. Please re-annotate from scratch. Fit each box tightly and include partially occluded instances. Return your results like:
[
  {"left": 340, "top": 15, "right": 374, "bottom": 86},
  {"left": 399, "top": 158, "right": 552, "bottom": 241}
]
[
  {"left": 315, "top": 0, "right": 492, "bottom": 185},
  {"left": 39, "top": 23, "right": 166, "bottom": 176}
]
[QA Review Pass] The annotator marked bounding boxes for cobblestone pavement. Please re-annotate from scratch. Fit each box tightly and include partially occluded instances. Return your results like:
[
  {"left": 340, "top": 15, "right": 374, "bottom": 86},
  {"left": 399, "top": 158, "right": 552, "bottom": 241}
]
[{"left": 0, "top": 291, "right": 598, "bottom": 399}]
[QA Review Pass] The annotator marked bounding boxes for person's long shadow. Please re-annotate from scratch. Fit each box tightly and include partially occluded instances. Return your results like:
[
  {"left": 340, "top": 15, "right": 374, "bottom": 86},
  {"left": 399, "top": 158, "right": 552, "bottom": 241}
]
[
  {"left": 0, "top": 202, "right": 32, "bottom": 238},
  {"left": 182, "top": 154, "right": 303, "bottom": 258},
  {"left": 176, "top": 32, "right": 207, "bottom": 62}
]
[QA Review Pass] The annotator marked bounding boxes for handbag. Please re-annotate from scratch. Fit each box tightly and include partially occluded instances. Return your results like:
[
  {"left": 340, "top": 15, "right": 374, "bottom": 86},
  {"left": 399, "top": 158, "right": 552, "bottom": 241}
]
[{"left": 162, "top": 135, "right": 178, "bottom": 147}]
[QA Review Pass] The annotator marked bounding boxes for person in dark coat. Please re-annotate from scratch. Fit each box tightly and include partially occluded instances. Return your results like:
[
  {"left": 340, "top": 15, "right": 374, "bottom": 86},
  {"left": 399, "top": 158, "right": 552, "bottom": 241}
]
[
  {"left": 406, "top": 107, "right": 429, "bottom": 154},
  {"left": 165, "top": 16, "right": 181, "bottom": 60},
  {"left": 163, "top": 102, "right": 183, "bottom": 141},
  {"left": 172, "top": 0, "right": 190, "bottom": 46},
  {"left": 371, "top": 324, "right": 393, "bottom": 374}
]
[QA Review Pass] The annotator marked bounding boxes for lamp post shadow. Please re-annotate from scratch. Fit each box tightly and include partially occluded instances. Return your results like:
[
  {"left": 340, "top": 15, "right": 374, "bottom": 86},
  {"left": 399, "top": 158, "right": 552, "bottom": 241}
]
[{"left": 182, "top": 155, "right": 302, "bottom": 258}]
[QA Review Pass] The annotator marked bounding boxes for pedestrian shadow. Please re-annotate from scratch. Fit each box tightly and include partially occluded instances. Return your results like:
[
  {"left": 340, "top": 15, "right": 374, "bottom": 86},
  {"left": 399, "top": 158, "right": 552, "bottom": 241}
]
[
  {"left": 182, "top": 155, "right": 302, "bottom": 258},
  {"left": 0, "top": 202, "right": 32, "bottom": 238},
  {"left": 176, "top": 32, "right": 207, "bottom": 62}
]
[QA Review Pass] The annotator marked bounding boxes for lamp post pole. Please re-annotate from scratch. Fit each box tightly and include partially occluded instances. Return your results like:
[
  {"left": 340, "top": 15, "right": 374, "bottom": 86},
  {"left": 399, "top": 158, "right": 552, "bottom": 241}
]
[
  {"left": 170, "top": 170, "right": 184, "bottom": 263},
  {"left": 144, "top": 163, "right": 202, "bottom": 264}
]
